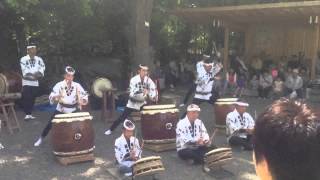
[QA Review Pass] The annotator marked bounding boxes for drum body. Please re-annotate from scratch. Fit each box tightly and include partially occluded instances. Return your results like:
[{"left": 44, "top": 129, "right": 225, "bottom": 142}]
[
  {"left": 214, "top": 98, "right": 238, "bottom": 127},
  {"left": 133, "top": 156, "right": 165, "bottom": 177},
  {"left": 0, "top": 71, "right": 22, "bottom": 94},
  {"left": 141, "top": 104, "right": 179, "bottom": 142},
  {"left": 51, "top": 112, "right": 95, "bottom": 156},
  {"left": 204, "top": 148, "right": 232, "bottom": 169}
]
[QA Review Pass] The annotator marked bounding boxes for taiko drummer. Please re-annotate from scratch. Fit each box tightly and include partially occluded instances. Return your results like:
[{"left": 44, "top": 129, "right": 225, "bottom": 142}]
[
  {"left": 176, "top": 104, "right": 216, "bottom": 172},
  {"left": 115, "top": 119, "right": 142, "bottom": 177},
  {"left": 34, "top": 66, "right": 88, "bottom": 147},
  {"left": 104, "top": 64, "right": 158, "bottom": 135}
]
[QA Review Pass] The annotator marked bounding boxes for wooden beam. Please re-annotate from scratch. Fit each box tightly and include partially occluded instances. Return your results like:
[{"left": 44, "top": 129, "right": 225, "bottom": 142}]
[
  {"left": 223, "top": 27, "right": 229, "bottom": 70},
  {"left": 311, "top": 24, "right": 319, "bottom": 80}
]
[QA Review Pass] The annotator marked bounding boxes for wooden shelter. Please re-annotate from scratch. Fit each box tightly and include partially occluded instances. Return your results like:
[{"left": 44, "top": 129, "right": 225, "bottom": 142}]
[{"left": 173, "top": 1, "right": 320, "bottom": 79}]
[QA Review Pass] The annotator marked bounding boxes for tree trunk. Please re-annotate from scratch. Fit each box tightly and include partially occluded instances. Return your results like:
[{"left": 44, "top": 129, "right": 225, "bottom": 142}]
[{"left": 129, "top": 0, "right": 154, "bottom": 71}]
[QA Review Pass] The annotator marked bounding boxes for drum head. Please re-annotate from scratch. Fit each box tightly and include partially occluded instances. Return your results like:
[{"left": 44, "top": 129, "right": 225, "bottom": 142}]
[
  {"left": 133, "top": 156, "right": 165, "bottom": 177},
  {"left": 141, "top": 104, "right": 178, "bottom": 115},
  {"left": 52, "top": 112, "right": 92, "bottom": 123},
  {"left": 215, "top": 98, "right": 238, "bottom": 105},
  {"left": 134, "top": 156, "right": 161, "bottom": 164},
  {"left": 91, "top": 78, "right": 113, "bottom": 98},
  {"left": 0, "top": 74, "right": 7, "bottom": 94}
]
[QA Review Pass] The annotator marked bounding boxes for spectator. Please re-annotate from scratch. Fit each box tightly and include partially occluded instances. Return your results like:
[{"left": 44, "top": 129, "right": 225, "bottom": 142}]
[
  {"left": 258, "top": 70, "right": 273, "bottom": 99},
  {"left": 300, "top": 67, "right": 310, "bottom": 99},
  {"left": 272, "top": 77, "right": 284, "bottom": 99},
  {"left": 284, "top": 68, "right": 303, "bottom": 99},
  {"left": 166, "top": 60, "right": 179, "bottom": 90},
  {"left": 249, "top": 74, "right": 259, "bottom": 91},
  {"left": 223, "top": 68, "right": 237, "bottom": 96},
  {"left": 253, "top": 99, "right": 320, "bottom": 180},
  {"left": 234, "top": 74, "right": 246, "bottom": 98}
]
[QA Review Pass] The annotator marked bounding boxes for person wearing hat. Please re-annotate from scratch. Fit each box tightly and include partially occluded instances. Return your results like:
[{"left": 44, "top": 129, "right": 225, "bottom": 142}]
[
  {"left": 20, "top": 43, "right": 46, "bottom": 120},
  {"left": 104, "top": 64, "right": 157, "bottom": 135},
  {"left": 180, "top": 58, "right": 223, "bottom": 118},
  {"left": 176, "top": 104, "right": 215, "bottom": 172},
  {"left": 115, "top": 119, "right": 141, "bottom": 177},
  {"left": 284, "top": 68, "right": 303, "bottom": 99},
  {"left": 226, "top": 100, "right": 254, "bottom": 150},
  {"left": 33, "top": 66, "right": 88, "bottom": 147}
]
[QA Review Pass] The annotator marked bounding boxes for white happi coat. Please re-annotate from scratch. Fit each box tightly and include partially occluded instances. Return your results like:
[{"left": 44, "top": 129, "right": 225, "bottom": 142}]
[
  {"left": 20, "top": 55, "right": 45, "bottom": 86},
  {"left": 115, "top": 134, "right": 142, "bottom": 166},
  {"left": 226, "top": 109, "right": 255, "bottom": 140},
  {"left": 49, "top": 80, "right": 88, "bottom": 113},
  {"left": 127, "top": 74, "right": 157, "bottom": 110},
  {"left": 176, "top": 116, "right": 209, "bottom": 151},
  {"left": 194, "top": 62, "right": 221, "bottom": 100}
]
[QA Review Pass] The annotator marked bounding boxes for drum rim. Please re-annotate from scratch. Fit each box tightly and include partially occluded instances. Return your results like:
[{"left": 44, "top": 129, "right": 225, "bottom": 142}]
[
  {"left": 214, "top": 102, "right": 237, "bottom": 105},
  {"left": 205, "top": 147, "right": 232, "bottom": 156},
  {"left": 134, "top": 156, "right": 162, "bottom": 164},
  {"left": 142, "top": 104, "right": 176, "bottom": 110},
  {"left": 53, "top": 146, "right": 95, "bottom": 156},
  {"left": 142, "top": 139, "right": 176, "bottom": 144},
  {"left": 141, "top": 109, "right": 179, "bottom": 115},
  {"left": 52, "top": 116, "right": 93, "bottom": 123},
  {"left": 216, "top": 98, "right": 238, "bottom": 102},
  {"left": 54, "top": 112, "right": 91, "bottom": 118}
]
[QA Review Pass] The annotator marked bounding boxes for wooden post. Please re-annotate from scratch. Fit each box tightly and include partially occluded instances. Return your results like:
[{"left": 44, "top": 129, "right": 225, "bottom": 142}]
[
  {"left": 223, "top": 27, "right": 230, "bottom": 70},
  {"left": 311, "top": 24, "right": 319, "bottom": 80}
]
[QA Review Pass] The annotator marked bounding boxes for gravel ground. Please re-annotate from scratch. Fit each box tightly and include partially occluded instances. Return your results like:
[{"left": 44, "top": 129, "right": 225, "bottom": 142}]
[{"left": 1, "top": 89, "right": 319, "bottom": 180}]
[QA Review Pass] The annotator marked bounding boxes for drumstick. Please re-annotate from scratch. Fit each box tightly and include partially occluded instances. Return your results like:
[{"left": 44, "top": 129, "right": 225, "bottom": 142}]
[
  {"left": 209, "top": 128, "right": 218, "bottom": 145},
  {"left": 76, "top": 85, "right": 82, "bottom": 111}
]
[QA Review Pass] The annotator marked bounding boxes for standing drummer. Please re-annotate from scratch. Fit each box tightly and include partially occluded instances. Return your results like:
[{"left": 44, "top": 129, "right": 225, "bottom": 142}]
[
  {"left": 226, "top": 100, "right": 254, "bottom": 150},
  {"left": 20, "top": 43, "right": 46, "bottom": 120},
  {"left": 104, "top": 64, "right": 157, "bottom": 135},
  {"left": 176, "top": 104, "right": 215, "bottom": 172},
  {"left": 34, "top": 66, "right": 88, "bottom": 147},
  {"left": 180, "top": 58, "right": 222, "bottom": 118},
  {"left": 115, "top": 119, "right": 141, "bottom": 177}
]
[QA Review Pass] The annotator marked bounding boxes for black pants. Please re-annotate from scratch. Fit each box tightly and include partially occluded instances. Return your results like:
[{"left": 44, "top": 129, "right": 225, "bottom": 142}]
[
  {"left": 21, "top": 86, "right": 39, "bottom": 115},
  {"left": 178, "top": 146, "right": 215, "bottom": 164},
  {"left": 229, "top": 135, "right": 253, "bottom": 150},
  {"left": 40, "top": 110, "right": 77, "bottom": 138},
  {"left": 109, "top": 107, "right": 138, "bottom": 131},
  {"left": 180, "top": 92, "right": 219, "bottom": 119},
  {"left": 182, "top": 83, "right": 196, "bottom": 105}
]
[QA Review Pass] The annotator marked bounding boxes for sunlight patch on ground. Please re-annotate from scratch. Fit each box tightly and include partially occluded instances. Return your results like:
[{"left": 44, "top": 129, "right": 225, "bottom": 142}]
[
  {"left": 50, "top": 177, "right": 58, "bottom": 180},
  {"left": 239, "top": 172, "right": 259, "bottom": 180},
  {"left": 13, "top": 156, "right": 32, "bottom": 164},
  {"left": 80, "top": 167, "right": 101, "bottom": 177},
  {"left": 94, "top": 157, "right": 113, "bottom": 166}
]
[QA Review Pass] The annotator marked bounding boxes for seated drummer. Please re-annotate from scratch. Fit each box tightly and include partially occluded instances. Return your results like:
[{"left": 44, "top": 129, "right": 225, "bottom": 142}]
[
  {"left": 34, "top": 66, "right": 88, "bottom": 147},
  {"left": 226, "top": 100, "right": 254, "bottom": 150},
  {"left": 176, "top": 104, "right": 215, "bottom": 172},
  {"left": 115, "top": 119, "right": 141, "bottom": 177},
  {"left": 104, "top": 64, "right": 157, "bottom": 135}
]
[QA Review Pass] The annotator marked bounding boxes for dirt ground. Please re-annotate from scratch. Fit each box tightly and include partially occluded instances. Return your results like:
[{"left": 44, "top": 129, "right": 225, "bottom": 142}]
[{"left": 1, "top": 91, "right": 319, "bottom": 180}]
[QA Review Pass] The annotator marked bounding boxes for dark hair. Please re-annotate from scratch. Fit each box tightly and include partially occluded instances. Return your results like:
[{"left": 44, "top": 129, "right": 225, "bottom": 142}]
[{"left": 253, "top": 99, "right": 320, "bottom": 180}]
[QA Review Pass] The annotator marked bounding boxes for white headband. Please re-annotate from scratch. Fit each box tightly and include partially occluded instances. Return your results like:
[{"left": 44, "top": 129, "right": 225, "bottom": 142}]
[
  {"left": 65, "top": 66, "right": 75, "bottom": 75},
  {"left": 139, "top": 64, "right": 149, "bottom": 70},
  {"left": 123, "top": 119, "right": 135, "bottom": 130},
  {"left": 235, "top": 102, "right": 249, "bottom": 107},
  {"left": 187, "top": 104, "right": 201, "bottom": 112},
  {"left": 27, "top": 45, "right": 36, "bottom": 49}
]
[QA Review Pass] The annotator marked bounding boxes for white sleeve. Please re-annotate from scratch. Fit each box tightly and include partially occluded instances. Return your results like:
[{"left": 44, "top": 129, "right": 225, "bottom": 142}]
[
  {"left": 147, "top": 77, "right": 157, "bottom": 99},
  {"left": 115, "top": 140, "right": 123, "bottom": 163},
  {"left": 133, "top": 138, "right": 141, "bottom": 158},
  {"left": 200, "top": 122, "right": 209, "bottom": 141},
  {"left": 37, "top": 57, "right": 46, "bottom": 76},
  {"left": 76, "top": 83, "right": 88, "bottom": 101},
  {"left": 49, "top": 83, "right": 61, "bottom": 104},
  {"left": 129, "top": 78, "right": 139, "bottom": 97},
  {"left": 20, "top": 58, "right": 29, "bottom": 77},
  {"left": 226, "top": 115, "right": 238, "bottom": 135},
  {"left": 176, "top": 121, "right": 190, "bottom": 145}
]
